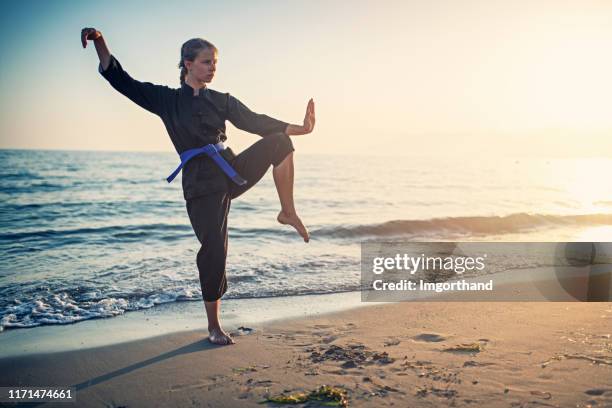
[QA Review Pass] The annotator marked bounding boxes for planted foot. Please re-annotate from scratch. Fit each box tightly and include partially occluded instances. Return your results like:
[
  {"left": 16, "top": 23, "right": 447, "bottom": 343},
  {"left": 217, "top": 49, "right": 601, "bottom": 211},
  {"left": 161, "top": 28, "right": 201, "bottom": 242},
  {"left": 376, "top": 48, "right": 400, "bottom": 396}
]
[
  {"left": 208, "top": 327, "right": 235, "bottom": 345},
  {"left": 277, "top": 211, "right": 310, "bottom": 242}
]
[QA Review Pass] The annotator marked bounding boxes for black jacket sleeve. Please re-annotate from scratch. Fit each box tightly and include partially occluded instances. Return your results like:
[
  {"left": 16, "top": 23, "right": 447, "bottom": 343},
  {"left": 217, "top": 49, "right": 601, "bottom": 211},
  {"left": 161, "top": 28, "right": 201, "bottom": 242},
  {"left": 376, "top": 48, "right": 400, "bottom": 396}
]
[
  {"left": 225, "top": 94, "right": 288, "bottom": 137},
  {"left": 99, "top": 55, "right": 168, "bottom": 116}
]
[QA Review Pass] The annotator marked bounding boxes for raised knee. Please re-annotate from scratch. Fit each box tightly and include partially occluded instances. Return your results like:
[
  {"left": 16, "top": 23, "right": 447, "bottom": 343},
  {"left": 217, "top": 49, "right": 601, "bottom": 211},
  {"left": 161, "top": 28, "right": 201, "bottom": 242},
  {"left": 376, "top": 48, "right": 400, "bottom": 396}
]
[
  {"left": 266, "top": 132, "right": 294, "bottom": 166},
  {"left": 278, "top": 132, "right": 293, "bottom": 151}
]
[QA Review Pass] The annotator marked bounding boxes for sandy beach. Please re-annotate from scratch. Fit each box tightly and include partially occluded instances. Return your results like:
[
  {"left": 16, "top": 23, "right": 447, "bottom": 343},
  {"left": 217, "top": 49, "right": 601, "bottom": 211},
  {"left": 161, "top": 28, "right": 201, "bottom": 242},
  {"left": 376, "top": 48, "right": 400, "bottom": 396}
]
[{"left": 1, "top": 298, "right": 610, "bottom": 408}]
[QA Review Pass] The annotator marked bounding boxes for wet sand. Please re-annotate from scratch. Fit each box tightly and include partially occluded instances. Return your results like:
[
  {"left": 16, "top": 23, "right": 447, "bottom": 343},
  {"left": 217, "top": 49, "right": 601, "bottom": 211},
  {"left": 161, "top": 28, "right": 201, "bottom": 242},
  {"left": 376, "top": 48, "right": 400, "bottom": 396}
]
[{"left": 1, "top": 301, "right": 610, "bottom": 407}]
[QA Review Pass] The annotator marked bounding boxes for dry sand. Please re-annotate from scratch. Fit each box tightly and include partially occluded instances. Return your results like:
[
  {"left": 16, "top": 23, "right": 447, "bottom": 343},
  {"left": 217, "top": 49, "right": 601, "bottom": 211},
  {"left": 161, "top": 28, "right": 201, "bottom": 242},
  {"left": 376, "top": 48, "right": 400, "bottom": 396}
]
[{"left": 1, "top": 301, "right": 611, "bottom": 407}]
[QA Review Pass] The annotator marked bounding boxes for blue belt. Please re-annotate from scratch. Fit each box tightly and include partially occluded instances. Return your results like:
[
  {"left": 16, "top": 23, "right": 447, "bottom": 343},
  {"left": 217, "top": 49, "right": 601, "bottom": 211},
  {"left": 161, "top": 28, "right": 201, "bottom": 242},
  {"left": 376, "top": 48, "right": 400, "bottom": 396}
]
[{"left": 166, "top": 142, "right": 247, "bottom": 185}]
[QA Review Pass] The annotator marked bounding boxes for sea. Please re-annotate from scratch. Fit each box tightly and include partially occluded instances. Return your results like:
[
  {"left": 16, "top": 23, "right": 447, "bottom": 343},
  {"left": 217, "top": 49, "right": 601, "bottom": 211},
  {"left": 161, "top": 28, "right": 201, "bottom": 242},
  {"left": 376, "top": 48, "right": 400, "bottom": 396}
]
[{"left": 1, "top": 149, "right": 611, "bottom": 331}]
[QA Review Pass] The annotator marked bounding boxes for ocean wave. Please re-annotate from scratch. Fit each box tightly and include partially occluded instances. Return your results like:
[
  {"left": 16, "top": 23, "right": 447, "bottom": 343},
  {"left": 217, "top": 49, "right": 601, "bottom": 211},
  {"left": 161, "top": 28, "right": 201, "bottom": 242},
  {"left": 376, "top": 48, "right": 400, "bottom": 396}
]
[
  {"left": 0, "top": 284, "right": 360, "bottom": 332},
  {"left": 312, "top": 213, "right": 612, "bottom": 239},
  {"left": 0, "top": 171, "right": 46, "bottom": 181},
  {"left": 0, "top": 181, "right": 69, "bottom": 194},
  {"left": 0, "top": 223, "right": 192, "bottom": 243},
  {"left": 0, "top": 286, "right": 203, "bottom": 331},
  {"left": 3, "top": 213, "right": 610, "bottom": 251},
  {"left": 2, "top": 199, "right": 180, "bottom": 211},
  {"left": 1, "top": 200, "right": 183, "bottom": 225}
]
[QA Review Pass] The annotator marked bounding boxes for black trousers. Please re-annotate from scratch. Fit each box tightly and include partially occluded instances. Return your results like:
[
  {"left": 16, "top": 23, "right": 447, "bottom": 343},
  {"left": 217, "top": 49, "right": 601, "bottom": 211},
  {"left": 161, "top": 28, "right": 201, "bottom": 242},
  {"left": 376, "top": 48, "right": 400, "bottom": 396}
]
[{"left": 185, "top": 132, "right": 294, "bottom": 301}]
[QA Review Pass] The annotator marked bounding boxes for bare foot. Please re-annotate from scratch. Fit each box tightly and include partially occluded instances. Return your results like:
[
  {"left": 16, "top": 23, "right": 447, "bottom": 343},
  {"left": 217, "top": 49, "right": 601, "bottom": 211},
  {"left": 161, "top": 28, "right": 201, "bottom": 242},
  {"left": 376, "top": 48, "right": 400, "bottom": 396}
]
[
  {"left": 277, "top": 211, "right": 310, "bottom": 242},
  {"left": 208, "top": 327, "right": 235, "bottom": 345}
]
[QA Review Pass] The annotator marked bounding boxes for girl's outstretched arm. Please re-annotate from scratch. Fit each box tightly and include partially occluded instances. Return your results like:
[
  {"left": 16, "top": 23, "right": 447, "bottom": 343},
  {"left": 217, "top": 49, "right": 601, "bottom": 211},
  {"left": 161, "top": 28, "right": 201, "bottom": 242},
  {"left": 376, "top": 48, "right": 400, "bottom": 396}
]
[
  {"left": 80, "top": 27, "right": 169, "bottom": 116},
  {"left": 81, "top": 27, "right": 111, "bottom": 71},
  {"left": 285, "top": 98, "right": 315, "bottom": 136}
]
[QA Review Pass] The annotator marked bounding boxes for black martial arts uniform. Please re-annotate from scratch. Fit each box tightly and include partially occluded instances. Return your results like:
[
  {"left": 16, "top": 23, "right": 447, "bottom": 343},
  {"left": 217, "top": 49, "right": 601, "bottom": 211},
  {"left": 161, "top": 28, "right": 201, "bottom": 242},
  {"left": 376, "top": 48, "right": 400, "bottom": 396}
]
[{"left": 99, "top": 55, "right": 294, "bottom": 301}]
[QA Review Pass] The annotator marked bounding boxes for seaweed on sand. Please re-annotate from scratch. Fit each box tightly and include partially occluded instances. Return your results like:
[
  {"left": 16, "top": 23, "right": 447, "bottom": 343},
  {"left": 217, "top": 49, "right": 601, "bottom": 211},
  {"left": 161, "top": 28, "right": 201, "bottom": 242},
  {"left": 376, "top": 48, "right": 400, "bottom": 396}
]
[{"left": 262, "top": 385, "right": 349, "bottom": 407}]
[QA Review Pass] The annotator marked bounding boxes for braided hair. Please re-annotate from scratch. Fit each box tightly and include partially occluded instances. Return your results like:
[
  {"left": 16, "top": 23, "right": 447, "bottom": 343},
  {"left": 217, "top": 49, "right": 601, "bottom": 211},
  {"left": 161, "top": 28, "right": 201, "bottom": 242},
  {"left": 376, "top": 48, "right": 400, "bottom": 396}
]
[{"left": 178, "top": 38, "right": 218, "bottom": 84}]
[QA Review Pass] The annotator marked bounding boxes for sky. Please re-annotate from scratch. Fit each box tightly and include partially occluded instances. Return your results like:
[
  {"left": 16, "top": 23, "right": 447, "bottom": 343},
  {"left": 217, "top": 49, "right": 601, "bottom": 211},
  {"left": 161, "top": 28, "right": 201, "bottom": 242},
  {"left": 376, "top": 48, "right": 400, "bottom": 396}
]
[{"left": 0, "top": 0, "right": 611, "bottom": 157}]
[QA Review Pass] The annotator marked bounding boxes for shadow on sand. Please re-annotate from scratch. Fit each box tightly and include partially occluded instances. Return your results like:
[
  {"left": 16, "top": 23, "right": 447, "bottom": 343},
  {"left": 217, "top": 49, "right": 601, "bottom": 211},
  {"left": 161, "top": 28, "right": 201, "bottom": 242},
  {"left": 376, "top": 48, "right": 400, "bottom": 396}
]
[{"left": 4, "top": 338, "right": 222, "bottom": 407}]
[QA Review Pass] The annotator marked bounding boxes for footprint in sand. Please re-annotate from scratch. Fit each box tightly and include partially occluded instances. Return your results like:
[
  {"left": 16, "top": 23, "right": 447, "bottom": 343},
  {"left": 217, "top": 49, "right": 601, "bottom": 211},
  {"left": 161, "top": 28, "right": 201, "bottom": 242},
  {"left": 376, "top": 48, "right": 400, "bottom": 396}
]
[
  {"left": 231, "top": 326, "right": 256, "bottom": 336},
  {"left": 463, "top": 360, "right": 494, "bottom": 367},
  {"left": 585, "top": 388, "right": 612, "bottom": 396},
  {"left": 384, "top": 338, "right": 401, "bottom": 347},
  {"left": 321, "top": 335, "right": 338, "bottom": 344},
  {"left": 413, "top": 333, "right": 447, "bottom": 343}
]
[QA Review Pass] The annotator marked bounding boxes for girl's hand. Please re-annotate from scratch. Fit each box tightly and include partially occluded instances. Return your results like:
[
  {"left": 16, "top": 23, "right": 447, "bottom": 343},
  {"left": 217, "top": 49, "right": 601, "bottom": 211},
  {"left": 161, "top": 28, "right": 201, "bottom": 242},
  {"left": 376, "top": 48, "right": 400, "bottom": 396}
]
[
  {"left": 302, "top": 98, "right": 315, "bottom": 134},
  {"left": 284, "top": 99, "right": 316, "bottom": 136},
  {"left": 81, "top": 27, "right": 102, "bottom": 48}
]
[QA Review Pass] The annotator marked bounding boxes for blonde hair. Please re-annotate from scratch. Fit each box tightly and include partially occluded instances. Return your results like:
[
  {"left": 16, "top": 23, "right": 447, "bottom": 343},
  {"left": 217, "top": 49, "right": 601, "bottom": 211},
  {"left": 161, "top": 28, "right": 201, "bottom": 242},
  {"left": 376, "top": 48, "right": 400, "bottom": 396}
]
[{"left": 178, "top": 38, "right": 218, "bottom": 84}]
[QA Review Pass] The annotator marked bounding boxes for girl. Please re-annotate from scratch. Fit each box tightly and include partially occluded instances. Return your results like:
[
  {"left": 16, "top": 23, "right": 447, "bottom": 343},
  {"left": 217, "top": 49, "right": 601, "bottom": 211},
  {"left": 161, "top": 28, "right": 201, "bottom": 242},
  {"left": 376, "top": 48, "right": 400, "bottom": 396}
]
[{"left": 81, "top": 28, "right": 315, "bottom": 345}]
